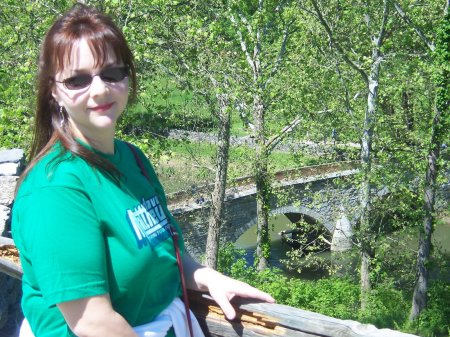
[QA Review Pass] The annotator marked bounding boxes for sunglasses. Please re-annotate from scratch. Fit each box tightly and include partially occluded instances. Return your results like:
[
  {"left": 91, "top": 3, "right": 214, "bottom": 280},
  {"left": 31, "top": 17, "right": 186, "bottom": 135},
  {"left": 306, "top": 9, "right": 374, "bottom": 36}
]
[{"left": 55, "top": 66, "right": 129, "bottom": 90}]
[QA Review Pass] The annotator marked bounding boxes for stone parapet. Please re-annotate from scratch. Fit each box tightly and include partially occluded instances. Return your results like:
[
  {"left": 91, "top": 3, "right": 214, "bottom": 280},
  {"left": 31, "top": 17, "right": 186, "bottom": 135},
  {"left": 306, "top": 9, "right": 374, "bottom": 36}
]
[
  {"left": 0, "top": 148, "right": 25, "bottom": 337},
  {"left": 0, "top": 149, "right": 24, "bottom": 235}
]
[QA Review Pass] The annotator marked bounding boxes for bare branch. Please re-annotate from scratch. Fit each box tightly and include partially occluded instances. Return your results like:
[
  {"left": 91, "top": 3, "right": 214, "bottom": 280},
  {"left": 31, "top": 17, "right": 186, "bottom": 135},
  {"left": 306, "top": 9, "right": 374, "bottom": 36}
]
[
  {"left": 390, "top": 0, "right": 435, "bottom": 51},
  {"left": 238, "top": 11, "right": 254, "bottom": 37},
  {"left": 229, "top": 13, "right": 256, "bottom": 75},
  {"left": 123, "top": 0, "right": 134, "bottom": 28},
  {"left": 377, "top": 0, "right": 389, "bottom": 47},
  {"left": 264, "top": 19, "right": 296, "bottom": 89},
  {"left": 254, "top": 1, "right": 263, "bottom": 77},
  {"left": 254, "top": 28, "right": 262, "bottom": 75},
  {"left": 266, "top": 116, "right": 302, "bottom": 152},
  {"left": 310, "top": 0, "right": 369, "bottom": 84},
  {"left": 193, "top": 164, "right": 216, "bottom": 173},
  {"left": 334, "top": 60, "right": 361, "bottom": 132},
  {"left": 298, "top": 2, "right": 318, "bottom": 17}
]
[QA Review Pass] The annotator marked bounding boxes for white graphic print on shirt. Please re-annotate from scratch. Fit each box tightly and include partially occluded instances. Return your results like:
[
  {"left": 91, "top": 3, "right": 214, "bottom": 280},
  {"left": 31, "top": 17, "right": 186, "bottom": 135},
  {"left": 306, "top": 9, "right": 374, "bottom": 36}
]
[{"left": 126, "top": 195, "right": 171, "bottom": 248}]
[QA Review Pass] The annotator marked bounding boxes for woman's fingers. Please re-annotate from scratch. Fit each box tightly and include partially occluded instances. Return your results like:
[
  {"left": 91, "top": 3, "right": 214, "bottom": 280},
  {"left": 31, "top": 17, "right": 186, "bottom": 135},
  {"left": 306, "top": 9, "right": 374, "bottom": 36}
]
[
  {"left": 209, "top": 288, "right": 237, "bottom": 320},
  {"left": 209, "top": 279, "right": 275, "bottom": 320}
]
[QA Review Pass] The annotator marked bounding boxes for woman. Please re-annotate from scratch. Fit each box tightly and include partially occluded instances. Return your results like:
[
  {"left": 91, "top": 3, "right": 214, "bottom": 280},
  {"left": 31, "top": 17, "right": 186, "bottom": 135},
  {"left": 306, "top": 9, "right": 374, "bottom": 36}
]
[{"left": 12, "top": 3, "right": 274, "bottom": 337}]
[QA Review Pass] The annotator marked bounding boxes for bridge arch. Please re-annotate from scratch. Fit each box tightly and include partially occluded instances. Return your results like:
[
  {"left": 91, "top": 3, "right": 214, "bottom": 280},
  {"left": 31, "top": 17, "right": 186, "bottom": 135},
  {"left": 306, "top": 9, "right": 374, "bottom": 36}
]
[{"left": 232, "top": 205, "right": 334, "bottom": 245}]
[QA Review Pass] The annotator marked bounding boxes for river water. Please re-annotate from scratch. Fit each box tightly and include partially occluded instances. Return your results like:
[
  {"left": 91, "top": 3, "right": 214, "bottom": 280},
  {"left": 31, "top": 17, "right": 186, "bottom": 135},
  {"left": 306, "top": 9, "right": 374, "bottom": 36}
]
[
  {"left": 234, "top": 214, "right": 450, "bottom": 279},
  {"left": 234, "top": 214, "right": 322, "bottom": 277}
]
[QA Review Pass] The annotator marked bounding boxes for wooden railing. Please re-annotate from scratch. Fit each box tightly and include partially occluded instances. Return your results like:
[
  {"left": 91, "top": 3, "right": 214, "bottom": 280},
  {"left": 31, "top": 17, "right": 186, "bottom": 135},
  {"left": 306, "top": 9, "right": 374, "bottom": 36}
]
[
  {"left": 189, "top": 291, "right": 419, "bottom": 337},
  {"left": 1, "top": 237, "right": 418, "bottom": 337}
]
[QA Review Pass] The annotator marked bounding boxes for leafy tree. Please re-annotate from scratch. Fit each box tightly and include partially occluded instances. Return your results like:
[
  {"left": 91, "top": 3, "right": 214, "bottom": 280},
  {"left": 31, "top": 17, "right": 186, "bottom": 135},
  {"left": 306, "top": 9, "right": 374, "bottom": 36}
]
[
  {"left": 404, "top": 2, "right": 450, "bottom": 321},
  {"left": 226, "top": 0, "right": 299, "bottom": 270},
  {"left": 309, "top": 0, "right": 393, "bottom": 309}
]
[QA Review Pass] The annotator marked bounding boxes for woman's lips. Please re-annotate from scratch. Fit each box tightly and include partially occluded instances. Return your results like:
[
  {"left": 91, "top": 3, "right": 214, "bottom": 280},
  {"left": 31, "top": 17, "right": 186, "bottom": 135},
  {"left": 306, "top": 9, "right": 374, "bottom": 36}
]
[{"left": 90, "top": 102, "right": 114, "bottom": 112}]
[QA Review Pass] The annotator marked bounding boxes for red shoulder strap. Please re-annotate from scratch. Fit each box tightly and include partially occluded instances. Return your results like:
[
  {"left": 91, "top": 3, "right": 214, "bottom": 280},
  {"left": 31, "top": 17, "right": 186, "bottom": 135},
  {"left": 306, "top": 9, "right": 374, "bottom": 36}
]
[{"left": 125, "top": 142, "right": 194, "bottom": 337}]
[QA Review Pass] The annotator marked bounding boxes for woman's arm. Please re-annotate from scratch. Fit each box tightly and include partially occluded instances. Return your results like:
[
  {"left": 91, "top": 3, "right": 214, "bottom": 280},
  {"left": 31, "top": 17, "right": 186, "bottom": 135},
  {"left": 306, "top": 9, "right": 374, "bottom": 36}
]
[
  {"left": 57, "top": 294, "right": 138, "bottom": 337},
  {"left": 182, "top": 254, "right": 275, "bottom": 320}
]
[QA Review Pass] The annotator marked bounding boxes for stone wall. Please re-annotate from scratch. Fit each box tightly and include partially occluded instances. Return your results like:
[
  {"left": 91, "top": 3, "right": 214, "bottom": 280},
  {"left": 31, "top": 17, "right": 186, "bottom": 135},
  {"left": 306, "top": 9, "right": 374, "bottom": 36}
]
[{"left": 0, "top": 149, "right": 25, "bottom": 337}]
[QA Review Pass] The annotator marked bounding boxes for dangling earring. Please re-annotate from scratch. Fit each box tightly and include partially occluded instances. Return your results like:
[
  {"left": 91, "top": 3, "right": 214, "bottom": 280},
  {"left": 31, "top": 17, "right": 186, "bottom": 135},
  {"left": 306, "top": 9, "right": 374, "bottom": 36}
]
[{"left": 59, "top": 106, "right": 65, "bottom": 128}]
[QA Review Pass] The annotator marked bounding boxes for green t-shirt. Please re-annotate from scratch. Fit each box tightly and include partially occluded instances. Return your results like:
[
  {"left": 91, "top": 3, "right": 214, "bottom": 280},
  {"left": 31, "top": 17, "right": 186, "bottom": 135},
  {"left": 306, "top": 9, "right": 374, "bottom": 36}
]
[{"left": 12, "top": 140, "right": 183, "bottom": 337}]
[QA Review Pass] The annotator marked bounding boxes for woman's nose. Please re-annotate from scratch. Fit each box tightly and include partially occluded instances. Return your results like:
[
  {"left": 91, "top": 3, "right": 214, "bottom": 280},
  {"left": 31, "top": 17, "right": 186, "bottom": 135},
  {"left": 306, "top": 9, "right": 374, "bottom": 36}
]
[{"left": 89, "top": 75, "right": 108, "bottom": 96}]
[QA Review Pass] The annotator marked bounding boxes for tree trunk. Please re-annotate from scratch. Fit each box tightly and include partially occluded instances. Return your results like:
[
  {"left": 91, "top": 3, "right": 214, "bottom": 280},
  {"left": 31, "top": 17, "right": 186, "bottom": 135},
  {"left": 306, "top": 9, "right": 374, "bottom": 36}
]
[
  {"left": 254, "top": 94, "right": 270, "bottom": 271},
  {"left": 229, "top": 0, "right": 290, "bottom": 271},
  {"left": 309, "top": 1, "right": 387, "bottom": 308},
  {"left": 410, "top": 11, "right": 449, "bottom": 319},
  {"left": 409, "top": 139, "right": 439, "bottom": 320},
  {"left": 205, "top": 93, "right": 231, "bottom": 270},
  {"left": 359, "top": 48, "right": 382, "bottom": 312}
]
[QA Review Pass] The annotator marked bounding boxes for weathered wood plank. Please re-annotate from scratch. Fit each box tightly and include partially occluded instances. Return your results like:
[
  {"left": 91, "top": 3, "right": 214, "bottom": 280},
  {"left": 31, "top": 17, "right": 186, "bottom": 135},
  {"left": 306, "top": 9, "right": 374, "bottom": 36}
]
[
  {"left": 0, "top": 236, "right": 14, "bottom": 246},
  {"left": 0, "top": 238, "right": 22, "bottom": 280},
  {"left": 0, "top": 257, "right": 22, "bottom": 280}
]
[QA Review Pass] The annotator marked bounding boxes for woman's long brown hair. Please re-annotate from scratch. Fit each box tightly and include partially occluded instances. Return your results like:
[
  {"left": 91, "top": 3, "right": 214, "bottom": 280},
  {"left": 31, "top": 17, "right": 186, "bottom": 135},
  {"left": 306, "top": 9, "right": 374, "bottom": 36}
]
[{"left": 16, "top": 3, "right": 137, "bottom": 193}]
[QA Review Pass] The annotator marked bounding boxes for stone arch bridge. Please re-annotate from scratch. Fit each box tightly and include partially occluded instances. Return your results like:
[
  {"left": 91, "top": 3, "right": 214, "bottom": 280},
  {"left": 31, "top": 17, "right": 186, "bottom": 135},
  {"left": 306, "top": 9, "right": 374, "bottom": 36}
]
[{"left": 168, "top": 161, "right": 363, "bottom": 259}]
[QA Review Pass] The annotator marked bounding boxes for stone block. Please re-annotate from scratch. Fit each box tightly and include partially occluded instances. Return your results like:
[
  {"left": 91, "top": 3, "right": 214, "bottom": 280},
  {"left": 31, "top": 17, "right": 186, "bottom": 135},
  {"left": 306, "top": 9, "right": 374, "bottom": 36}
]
[
  {"left": 0, "top": 176, "right": 19, "bottom": 206},
  {"left": 0, "top": 149, "right": 24, "bottom": 165},
  {"left": 0, "top": 205, "right": 11, "bottom": 234},
  {"left": 0, "top": 149, "right": 25, "bottom": 177},
  {"left": 0, "top": 162, "right": 22, "bottom": 177}
]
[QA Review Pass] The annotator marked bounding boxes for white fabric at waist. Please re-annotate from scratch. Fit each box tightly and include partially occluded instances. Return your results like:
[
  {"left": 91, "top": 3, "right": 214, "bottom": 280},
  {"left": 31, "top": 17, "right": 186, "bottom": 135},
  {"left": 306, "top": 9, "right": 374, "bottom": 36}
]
[
  {"left": 133, "top": 297, "right": 205, "bottom": 337},
  {"left": 19, "top": 297, "right": 205, "bottom": 337}
]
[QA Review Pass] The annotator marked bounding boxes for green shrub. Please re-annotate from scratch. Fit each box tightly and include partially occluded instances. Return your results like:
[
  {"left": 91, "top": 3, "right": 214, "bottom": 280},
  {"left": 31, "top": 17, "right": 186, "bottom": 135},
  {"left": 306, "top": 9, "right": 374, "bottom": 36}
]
[
  {"left": 359, "top": 282, "right": 409, "bottom": 329},
  {"left": 217, "top": 243, "right": 450, "bottom": 335},
  {"left": 306, "top": 278, "right": 359, "bottom": 320},
  {"left": 413, "top": 281, "right": 450, "bottom": 337},
  {"left": 218, "top": 244, "right": 360, "bottom": 319}
]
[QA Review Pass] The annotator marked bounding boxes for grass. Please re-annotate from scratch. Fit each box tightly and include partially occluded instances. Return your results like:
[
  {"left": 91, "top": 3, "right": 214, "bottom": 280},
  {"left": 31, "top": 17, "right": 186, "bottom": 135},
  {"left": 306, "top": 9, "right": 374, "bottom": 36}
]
[{"left": 153, "top": 137, "right": 335, "bottom": 194}]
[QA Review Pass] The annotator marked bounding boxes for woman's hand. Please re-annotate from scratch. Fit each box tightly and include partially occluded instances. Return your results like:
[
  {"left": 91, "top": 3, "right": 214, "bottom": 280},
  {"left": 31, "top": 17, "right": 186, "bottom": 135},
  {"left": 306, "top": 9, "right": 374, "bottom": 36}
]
[
  {"left": 182, "top": 254, "right": 275, "bottom": 320},
  {"left": 205, "top": 270, "right": 275, "bottom": 320}
]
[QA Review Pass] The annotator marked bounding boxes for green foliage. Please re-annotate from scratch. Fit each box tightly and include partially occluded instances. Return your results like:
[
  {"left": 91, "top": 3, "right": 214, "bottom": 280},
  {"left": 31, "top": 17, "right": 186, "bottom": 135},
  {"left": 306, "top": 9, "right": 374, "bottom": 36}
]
[
  {"left": 0, "top": 1, "right": 64, "bottom": 149},
  {"left": 414, "top": 281, "right": 450, "bottom": 337},
  {"left": 280, "top": 219, "right": 334, "bottom": 275},
  {"left": 119, "top": 76, "right": 215, "bottom": 137},
  {"left": 358, "top": 282, "right": 409, "bottom": 328},
  {"left": 433, "top": 12, "right": 450, "bottom": 114},
  {"left": 218, "top": 243, "right": 360, "bottom": 318},
  {"left": 218, "top": 242, "right": 449, "bottom": 335},
  {"left": 402, "top": 280, "right": 450, "bottom": 337},
  {"left": 218, "top": 244, "right": 422, "bottom": 328}
]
